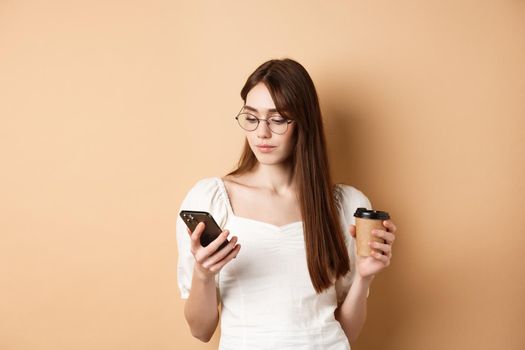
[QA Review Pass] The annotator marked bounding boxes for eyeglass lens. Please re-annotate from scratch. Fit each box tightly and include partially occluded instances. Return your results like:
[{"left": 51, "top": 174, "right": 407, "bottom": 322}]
[{"left": 236, "top": 113, "right": 289, "bottom": 134}]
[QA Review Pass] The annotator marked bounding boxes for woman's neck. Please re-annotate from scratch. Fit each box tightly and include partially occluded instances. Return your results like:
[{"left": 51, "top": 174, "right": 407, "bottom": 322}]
[{"left": 248, "top": 162, "right": 296, "bottom": 195}]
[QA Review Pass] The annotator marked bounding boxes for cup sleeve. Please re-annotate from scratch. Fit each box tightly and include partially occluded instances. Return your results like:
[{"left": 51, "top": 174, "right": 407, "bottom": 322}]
[{"left": 334, "top": 184, "right": 373, "bottom": 304}]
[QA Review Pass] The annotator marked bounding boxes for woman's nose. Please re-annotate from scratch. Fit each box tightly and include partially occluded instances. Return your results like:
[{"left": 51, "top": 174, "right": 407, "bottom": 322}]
[{"left": 257, "top": 120, "right": 272, "bottom": 138}]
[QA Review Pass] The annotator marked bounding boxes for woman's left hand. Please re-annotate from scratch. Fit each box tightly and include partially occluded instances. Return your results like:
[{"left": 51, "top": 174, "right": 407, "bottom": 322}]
[{"left": 349, "top": 219, "right": 397, "bottom": 279}]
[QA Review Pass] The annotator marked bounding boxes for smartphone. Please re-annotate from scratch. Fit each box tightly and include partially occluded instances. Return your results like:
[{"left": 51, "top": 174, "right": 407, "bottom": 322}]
[{"left": 179, "top": 210, "right": 229, "bottom": 250}]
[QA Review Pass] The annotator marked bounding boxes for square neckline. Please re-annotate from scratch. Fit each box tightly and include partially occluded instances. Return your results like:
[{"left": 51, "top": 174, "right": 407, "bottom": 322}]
[{"left": 215, "top": 177, "right": 303, "bottom": 231}]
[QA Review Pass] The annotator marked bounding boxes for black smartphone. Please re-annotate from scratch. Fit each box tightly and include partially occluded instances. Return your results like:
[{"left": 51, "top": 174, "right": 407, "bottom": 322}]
[{"left": 179, "top": 210, "right": 229, "bottom": 250}]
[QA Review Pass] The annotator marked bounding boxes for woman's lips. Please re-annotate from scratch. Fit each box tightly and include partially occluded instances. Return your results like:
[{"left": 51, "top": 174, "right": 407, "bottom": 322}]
[{"left": 256, "top": 145, "right": 276, "bottom": 153}]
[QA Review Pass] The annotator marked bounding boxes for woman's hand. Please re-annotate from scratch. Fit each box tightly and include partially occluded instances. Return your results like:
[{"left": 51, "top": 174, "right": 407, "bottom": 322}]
[
  {"left": 349, "top": 219, "right": 397, "bottom": 279},
  {"left": 187, "top": 222, "right": 241, "bottom": 281}
]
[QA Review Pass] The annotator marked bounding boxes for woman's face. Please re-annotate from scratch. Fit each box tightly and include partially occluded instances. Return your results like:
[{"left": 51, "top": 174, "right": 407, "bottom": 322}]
[{"left": 242, "top": 82, "right": 296, "bottom": 166}]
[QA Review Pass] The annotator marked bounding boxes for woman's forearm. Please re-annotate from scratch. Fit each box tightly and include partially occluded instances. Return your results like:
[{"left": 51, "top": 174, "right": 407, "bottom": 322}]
[
  {"left": 334, "top": 275, "right": 374, "bottom": 344},
  {"left": 183, "top": 266, "right": 220, "bottom": 342}
]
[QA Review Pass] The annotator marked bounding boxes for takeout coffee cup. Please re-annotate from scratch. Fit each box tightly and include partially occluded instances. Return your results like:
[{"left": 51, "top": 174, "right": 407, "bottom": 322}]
[{"left": 353, "top": 207, "right": 390, "bottom": 257}]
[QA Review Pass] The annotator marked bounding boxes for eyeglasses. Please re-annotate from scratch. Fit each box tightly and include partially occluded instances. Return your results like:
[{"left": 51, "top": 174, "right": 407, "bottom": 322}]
[{"left": 235, "top": 108, "right": 293, "bottom": 135}]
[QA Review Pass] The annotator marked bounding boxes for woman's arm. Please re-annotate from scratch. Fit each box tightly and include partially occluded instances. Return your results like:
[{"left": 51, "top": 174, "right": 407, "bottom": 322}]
[
  {"left": 183, "top": 223, "right": 241, "bottom": 342},
  {"left": 334, "top": 275, "right": 374, "bottom": 344},
  {"left": 183, "top": 266, "right": 220, "bottom": 342},
  {"left": 337, "top": 218, "right": 397, "bottom": 343}
]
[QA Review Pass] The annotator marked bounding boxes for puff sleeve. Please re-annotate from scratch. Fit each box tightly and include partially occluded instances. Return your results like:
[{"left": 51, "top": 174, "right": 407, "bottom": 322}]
[
  {"left": 175, "top": 177, "right": 229, "bottom": 299},
  {"left": 334, "top": 184, "right": 373, "bottom": 304}
]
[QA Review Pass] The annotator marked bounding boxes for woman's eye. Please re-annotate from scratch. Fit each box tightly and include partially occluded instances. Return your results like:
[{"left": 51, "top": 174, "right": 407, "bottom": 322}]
[
  {"left": 270, "top": 117, "right": 286, "bottom": 125},
  {"left": 245, "top": 116, "right": 258, "bottom": 123}
]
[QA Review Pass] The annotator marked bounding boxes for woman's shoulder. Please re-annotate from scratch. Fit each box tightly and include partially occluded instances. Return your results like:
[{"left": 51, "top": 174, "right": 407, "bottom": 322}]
[
  {"left": 333, "top": 182, "right": 372, "bottom": 229},
  {"left": 180, "top": 176, "right": 229, "bottom": 226},
  {"left": 334, "top": 182, "right": 372, "bottom": 210},
  {"left": 186, "top": 174, "right": 250, "bottom": 202},
  {"left": 182, "top": 176, "right": 226, "bottom": 202},
  {"left": 188, "top": 176, "right": 221, "bottom": 192}
]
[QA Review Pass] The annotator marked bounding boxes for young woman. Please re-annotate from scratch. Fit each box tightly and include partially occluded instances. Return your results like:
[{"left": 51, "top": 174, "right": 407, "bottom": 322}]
[{"left": 176, "top": 58, "right": 397, "bottom": 349}]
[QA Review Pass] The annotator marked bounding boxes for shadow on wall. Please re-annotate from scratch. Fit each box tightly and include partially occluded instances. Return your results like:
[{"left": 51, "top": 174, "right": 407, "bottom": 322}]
[
  {"left": 321, "top": 70, "right": 415, "bottom": 349},
  {"left": 321, "top": 68, "right": 387, "bottom": 187}
]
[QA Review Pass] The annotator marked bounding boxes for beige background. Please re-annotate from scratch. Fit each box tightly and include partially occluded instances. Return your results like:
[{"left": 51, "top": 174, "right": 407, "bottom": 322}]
[{"left": 1, "top": 1, "right": 524, "bottom": 349}]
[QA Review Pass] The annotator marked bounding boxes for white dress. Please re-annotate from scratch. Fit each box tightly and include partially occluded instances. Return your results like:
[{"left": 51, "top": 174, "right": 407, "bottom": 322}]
[{"left": 176, "top": 177, "right": 372, "bottom": 350}]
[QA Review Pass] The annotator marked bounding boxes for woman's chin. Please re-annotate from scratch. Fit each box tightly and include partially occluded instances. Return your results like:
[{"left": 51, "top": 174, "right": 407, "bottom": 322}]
[{"left": 255, "top": 155, "right": 291, "bottom": 166}]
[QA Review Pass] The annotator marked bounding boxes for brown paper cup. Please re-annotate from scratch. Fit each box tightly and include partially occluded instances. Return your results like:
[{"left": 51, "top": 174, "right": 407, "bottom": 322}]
[{"left": 355, "top": 217, "right": 386, "bottom": 257}]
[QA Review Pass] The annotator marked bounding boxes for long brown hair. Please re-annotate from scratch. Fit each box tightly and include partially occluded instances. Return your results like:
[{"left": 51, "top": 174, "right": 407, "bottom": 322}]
[{"left": 227, "top": 58, "right": 349, "bottom": 293}]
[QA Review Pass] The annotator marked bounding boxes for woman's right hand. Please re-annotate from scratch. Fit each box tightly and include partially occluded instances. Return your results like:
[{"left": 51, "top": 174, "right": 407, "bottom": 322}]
[{"left": 187, "top": 222, "right": 241, "bottom": 281}]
